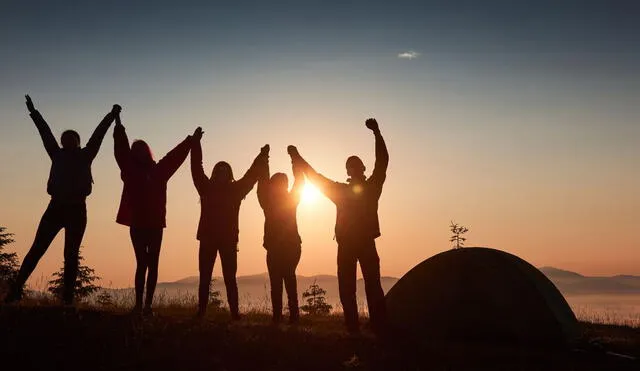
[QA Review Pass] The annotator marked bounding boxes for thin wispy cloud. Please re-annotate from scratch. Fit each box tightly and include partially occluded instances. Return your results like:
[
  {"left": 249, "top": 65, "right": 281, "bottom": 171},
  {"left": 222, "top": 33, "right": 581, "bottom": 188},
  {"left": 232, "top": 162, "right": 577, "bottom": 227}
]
[{"left": 398, "top": 51, "right": 419, "bottom": 60}]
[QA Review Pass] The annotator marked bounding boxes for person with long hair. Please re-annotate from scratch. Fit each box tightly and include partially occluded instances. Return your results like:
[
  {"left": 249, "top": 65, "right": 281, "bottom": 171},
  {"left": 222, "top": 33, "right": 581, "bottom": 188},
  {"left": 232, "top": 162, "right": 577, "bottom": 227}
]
[
  {"left": 5, "top": 95, "right": 118, "bottom": 305},
  {"left": 113, "top": 112, "right": 196, "bottom": 316},
  {"left": 257, "top": 146, "right": 304, "bottom": 324},
  {"left": 191, "top": 133, "right": 269, "bottom": 319}
]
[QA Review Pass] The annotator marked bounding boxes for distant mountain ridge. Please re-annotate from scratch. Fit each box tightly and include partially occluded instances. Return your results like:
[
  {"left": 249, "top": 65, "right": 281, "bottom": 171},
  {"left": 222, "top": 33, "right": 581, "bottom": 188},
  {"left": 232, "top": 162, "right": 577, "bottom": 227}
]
[
  {"left": 538, "top": 267, "right": 640, "bottom": 295},
  {"left": 157, "top": 267, "right": 640, "bottom": 297}
]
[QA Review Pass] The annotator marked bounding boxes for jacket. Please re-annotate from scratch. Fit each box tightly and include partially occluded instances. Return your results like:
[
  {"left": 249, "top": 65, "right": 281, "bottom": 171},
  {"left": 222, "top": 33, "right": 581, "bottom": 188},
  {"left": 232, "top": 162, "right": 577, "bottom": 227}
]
[
  {"left": 257, "top": 161, "right": 303, "bottom": 250},
  {"left": 301, "top": 130, "right": 388, "bottom": 244},
  {"left": 191, "top": 140, "right": 265, "bottom": 245},
  {"left": 114, "top": 123, "right": 191, "bottom": 228},
  {"left": 31, "top": 110, "right": 113, "bottom": 203}
]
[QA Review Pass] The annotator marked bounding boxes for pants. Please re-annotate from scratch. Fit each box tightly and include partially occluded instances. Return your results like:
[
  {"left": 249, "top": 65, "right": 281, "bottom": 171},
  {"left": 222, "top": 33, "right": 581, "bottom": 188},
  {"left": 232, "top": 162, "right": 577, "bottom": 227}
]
[
  {"left": 198, "top": 242, "right": 238, "bottom": 316},
  {"left": 266, "top": 246, "right": 301, "bottom": 321},
  {"left": 129, "top": 227, "right": 163, "bottom": 309},
  {"left": 337, "top": 239, "right": 387, "bottom": 330},
  {"left": 14, "top": 200, "right": 87, "bottom": 303}
]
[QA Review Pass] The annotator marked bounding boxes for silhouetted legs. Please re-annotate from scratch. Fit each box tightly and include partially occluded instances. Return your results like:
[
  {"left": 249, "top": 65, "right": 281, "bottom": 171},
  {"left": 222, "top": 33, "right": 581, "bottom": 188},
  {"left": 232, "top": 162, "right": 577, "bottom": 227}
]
[
  {"left": 198, "top": 242, "right": 239, "bottom": 319},
  {"left": 7, "top": 200, "right": 86, "bottom": 305},
  {"left": 62, "top": 209, "right": 87, "bottom": 304},
  {"left": 266, "top": 247, "right": 301, "bottom": 323},
  {"left": 130, "top": 228, "right": 163, "bottom": 314},
  {"left": 337, "top": 240, "right": 386, "bottom": 333}
]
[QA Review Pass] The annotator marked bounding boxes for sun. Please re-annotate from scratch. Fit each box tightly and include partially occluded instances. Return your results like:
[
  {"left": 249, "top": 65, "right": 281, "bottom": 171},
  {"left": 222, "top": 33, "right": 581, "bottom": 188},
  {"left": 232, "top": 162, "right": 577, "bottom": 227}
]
[{"left": 300, "top": 183, "right": 322, "bottom": 204}]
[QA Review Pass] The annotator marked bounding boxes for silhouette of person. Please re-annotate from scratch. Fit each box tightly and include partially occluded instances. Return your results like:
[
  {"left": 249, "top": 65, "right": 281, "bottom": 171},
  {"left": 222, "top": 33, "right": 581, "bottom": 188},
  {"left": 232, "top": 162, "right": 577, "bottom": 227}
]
[
  {"left": 113, "top": 112, "right": 196, "bottom": 316},
  {"left": 289, "top": 118, "right": 389, "bottom": 333},
  {"left": 191, "top": 133, "right": 269, "bottom": 319},
  {"left": 5, "top": 95, "right": 119, "bottom": 305},
  {"left": 257, "top": 146, "right": 304, "bottom": 324}
]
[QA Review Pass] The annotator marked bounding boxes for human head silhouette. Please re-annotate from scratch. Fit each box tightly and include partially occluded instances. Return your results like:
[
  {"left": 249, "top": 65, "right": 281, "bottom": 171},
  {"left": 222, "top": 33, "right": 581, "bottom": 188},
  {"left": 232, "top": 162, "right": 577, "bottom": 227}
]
[
  {"left": 346, "top": 155, "right": 366, "bottom": 179},
  {"left": 131, "top": 140, "right": 154, "bottom": 166},
  {"left": 61, "top": 130, "right": 81, "bottom": 149},
  {"left": 212, "top": 161, "right": 234, "bottom": 183},
  {"left": 270, "top": 172, "right": 288, "bottom": 192}
]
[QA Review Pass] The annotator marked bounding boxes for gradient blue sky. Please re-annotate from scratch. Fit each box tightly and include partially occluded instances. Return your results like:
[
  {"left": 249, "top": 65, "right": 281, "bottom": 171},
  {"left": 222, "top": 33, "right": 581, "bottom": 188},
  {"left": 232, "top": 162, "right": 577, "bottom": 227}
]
[{"left": 1, "top": 0, "right": 639, "bottom": 287}]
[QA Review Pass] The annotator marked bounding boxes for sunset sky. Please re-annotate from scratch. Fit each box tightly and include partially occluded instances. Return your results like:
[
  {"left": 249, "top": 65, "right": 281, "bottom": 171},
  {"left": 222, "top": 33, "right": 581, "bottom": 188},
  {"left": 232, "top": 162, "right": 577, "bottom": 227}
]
[{"left": 0, "top": 1, "right": 638, "bottom": 288}]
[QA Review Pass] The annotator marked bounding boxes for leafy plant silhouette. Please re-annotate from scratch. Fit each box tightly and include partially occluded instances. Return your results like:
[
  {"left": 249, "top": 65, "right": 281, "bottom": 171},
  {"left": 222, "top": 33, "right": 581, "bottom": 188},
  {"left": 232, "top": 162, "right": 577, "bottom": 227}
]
[
  {"left": 300, "top": 280, "right": 332, "bottom": 315},
  {"left": 0, "top": 226, "right": 19, "bottom": 295},
  {"left": 449, "top": 221, "right": 469, "bottom": 249},
  {"left": 208, "top": 280, "right": 223, "bottom": 309},
  {"left": 47, "top": 248, "right": 101, "bottom": 302}
]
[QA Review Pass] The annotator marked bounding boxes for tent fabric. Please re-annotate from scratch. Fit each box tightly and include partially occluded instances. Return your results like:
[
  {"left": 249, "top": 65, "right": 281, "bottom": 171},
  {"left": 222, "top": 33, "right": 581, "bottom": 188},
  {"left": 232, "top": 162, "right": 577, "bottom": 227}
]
[{"left": 385, "top": 247, "right": 578, "bottom": 345}]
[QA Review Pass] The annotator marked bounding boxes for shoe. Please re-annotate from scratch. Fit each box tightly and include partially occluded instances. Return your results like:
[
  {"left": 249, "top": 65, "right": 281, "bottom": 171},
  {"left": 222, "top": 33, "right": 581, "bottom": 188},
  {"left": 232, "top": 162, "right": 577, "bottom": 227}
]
[
  {"left": 142, "top": 307, "right": 154, "bottom": 317},
  {"left": 195, "top": 309, "right": 206, "bottom": 318},
  {"left": 230, "top": 312, "right": 242, "bottom": 321},
  {"left": 288, "top": 314, "right": 300, "bottom": 325},
  {"left": 3, "top": 290, "right": 22, "bottom": 304},
  {"left": 346, "top": 322, "right": 361, "bottom": 335},
  {"left": 130, "top": 306, "right": 143, "bottom": 316},
  {"left": 4, "top": 284, "right": 24, "bottom": 304}
]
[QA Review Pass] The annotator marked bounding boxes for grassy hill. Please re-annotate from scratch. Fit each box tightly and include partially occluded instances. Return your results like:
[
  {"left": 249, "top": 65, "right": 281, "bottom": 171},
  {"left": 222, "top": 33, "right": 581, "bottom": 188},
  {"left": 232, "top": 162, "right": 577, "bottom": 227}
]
[{"left": 1, "top": 305, "right": 639, "bottom": 371}]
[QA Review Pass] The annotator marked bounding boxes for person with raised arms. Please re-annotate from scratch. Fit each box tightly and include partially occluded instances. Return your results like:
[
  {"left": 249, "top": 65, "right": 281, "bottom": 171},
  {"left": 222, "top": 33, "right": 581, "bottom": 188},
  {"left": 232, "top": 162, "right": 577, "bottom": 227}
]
[
  {"left": 257, "top": 146, "right": 304, "bottom": 324},
  {"left": 5, "top": 95, "right": 119, "bottom": 305},
  {"left": 113, "top": 111, "right": 196, "bottom": 316},
  {"left": 191, "top": 132, "right": 269, "bottom": 319},
  {"left": 289, "top": 118, "right": 389, "bottom": 334}
]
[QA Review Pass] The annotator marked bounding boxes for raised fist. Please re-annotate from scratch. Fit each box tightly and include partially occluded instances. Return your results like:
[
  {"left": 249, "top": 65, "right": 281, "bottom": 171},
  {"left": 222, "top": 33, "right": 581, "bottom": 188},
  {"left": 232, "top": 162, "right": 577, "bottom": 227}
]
[
  {"left": 25, "top": 95, "right": 35, "bottom": 113},
  {"left": 112, "top": 104, "right": 122, "bottom": 114},
  {"left": 261, "top": 144, "right": 270, "bottom": 155},
  {"left": 365, "top": 118, "right": 379, "bottom": 132},
  {"left": 287, "top": 145, "right": 299, "bottom": 157},
  {"left": 193, "top": 127, "right": 204, "bottom": 141}
]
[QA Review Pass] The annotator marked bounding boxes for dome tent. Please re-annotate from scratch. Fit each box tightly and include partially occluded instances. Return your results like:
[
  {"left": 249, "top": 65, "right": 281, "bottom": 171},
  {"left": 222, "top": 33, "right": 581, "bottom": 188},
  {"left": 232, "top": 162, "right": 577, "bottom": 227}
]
[{"left": 385, "top": 247, "right": 578, "bottom": 346}]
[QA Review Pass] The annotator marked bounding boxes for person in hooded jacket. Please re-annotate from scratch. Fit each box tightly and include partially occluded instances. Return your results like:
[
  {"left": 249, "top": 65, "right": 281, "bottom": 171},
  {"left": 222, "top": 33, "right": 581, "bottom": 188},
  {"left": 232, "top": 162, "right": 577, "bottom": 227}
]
[
  {"left": 113, "top": 113, "right": 196, "bottom": 316},
  {"left": 289, "top": 118, "right": 389, "bottom": 333},
  {"left": 257, "top": 145, "right": 304, "bottom": 324},
  {"left": 191, "top": 132, "right": 269, "bottom": 319},
  {"left": 5, "top": 95, "right": 118, "bottom": 305}
]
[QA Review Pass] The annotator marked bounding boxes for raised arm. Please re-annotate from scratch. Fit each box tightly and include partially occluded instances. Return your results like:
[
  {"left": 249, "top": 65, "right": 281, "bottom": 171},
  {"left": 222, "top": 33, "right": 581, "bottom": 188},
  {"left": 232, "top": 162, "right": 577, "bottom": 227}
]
[
  {"left": 256, "top": 145, "right": 271, "bottom": 209},
  {"left": 287, "top": 145, "right": 340, "bottom": 202},
  {"left": 85, "top": 105, "right": 120, "bottom": 161},
  {"left": 366, "top": 118, "right": 389, "bottom": 187},
  {"left": 235, "top": 145, "right": 270, "bottom": 199},
  {"left": 190, "top": 128, "right": 208, "bottom": 195},
  {"left": 157, "top": 129, "right": 195, "bottom": 181},
  {"left": 26, "top": 95, "right": 60, "bottom": 158},
  {"left": 289, "top": 156, "right": 305, "bottom": 206},
  {"left": 113, "top": 113, "right": 130, "bottom": 171}
]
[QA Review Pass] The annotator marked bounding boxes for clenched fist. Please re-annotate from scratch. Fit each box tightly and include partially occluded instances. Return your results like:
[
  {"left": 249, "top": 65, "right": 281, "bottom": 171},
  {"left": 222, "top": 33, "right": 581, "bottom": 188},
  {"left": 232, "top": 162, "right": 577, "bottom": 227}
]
[{"left": 365, "top": 118, "right": 379, "bottom": 132}]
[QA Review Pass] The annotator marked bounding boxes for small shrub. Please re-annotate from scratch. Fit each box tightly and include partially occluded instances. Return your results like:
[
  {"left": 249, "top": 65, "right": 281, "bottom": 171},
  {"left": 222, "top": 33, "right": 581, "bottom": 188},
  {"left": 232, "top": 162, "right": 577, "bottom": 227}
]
[
  {"left": 208, "top": 281, "right": 223, "bottom": 309},
  {"left": 449, "top": 221, "right": 469, "bottom": 249},
  {"left": 96, "top": 290, "right": 114, "bottom": 307},
  {"left": 300, "top": 281, "right": 332, "bottom": 315},
  {"left": 47, "top": 249, "right": 101, "bottom": 302}
]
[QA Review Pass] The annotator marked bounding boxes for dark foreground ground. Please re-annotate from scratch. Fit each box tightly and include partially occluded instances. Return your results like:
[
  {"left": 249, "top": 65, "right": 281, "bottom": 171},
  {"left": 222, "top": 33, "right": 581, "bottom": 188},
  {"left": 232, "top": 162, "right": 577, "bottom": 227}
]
[{"left": 1, "top": 306, "right": 638, "bottom": 371}]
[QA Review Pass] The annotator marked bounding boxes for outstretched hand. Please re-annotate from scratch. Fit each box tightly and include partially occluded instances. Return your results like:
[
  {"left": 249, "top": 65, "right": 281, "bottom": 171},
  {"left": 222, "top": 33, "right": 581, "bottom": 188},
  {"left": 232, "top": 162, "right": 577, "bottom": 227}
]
[
  {"left": 25, "top": 95, "right": 35, "bottom": 113},
  {"left": 365, "top": 118, "right": 379, "bottom": 132},
  {"left": 193, "top": 127, "right": 204, "bottom": 141},
  {"left": 287, "top": 145, "right": 299, "bottom": 157},
  {"left": 261, "top": 144, "right": 270, "bottom": 156}
]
